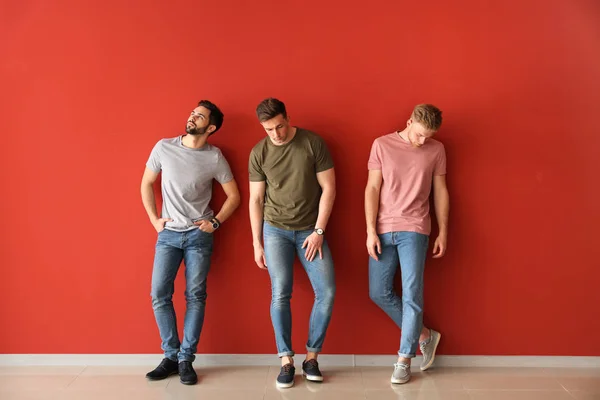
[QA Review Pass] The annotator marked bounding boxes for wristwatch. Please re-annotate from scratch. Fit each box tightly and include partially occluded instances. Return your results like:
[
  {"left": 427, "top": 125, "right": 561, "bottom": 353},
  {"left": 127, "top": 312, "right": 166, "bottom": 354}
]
[
  {"left": 314, "top": 228, "right": 324, "bottom": 235},
  {"left": 210, "top": 217, "right": 221, "bottom": 230}
]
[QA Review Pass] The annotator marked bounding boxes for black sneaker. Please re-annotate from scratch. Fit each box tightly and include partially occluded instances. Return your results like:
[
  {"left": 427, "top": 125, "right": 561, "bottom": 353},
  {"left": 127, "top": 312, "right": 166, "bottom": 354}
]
[
  {"left": 276, "top": 363, "right": 295, "bottom": 388},
  {"left": 145, "top": 358, "right": 178, "bottom": 380},
  {"left": 178, "top": 361, "right": 198, "bottom": 385},
  {"left": 302, "top": 359, "right": 323, "bottom": 382}
]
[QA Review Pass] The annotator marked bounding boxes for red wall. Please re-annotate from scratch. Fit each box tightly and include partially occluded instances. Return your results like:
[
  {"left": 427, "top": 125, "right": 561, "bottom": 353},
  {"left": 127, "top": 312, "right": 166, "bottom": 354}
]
[{"left": 1, "top": 0, "right": 599, "bottom": 356}]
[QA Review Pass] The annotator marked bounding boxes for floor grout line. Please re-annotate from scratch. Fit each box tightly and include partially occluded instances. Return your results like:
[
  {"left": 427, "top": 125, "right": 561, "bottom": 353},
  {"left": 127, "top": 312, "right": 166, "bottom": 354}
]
[
  {"left": 64, "top": 364, "right": 88, "bottom": 389},
  {"left": 262, "top": 365, "right": 270, "bottom": 399}
]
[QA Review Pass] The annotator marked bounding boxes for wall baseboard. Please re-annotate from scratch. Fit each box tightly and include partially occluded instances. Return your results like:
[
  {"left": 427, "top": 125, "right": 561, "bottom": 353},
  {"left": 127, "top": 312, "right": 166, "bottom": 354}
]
[{"left": 0, "top": 354, "right": 598, "bottom": 368}]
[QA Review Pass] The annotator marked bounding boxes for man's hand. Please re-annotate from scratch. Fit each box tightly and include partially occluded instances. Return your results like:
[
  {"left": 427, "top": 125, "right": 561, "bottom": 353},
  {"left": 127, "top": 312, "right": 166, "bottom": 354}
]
[
  {"left": 432, "top": 233, "right": 447, "bottom": 258},
  {"left": 152, "top": 217, "right": 173, "bottom": 233},
  {"left": 194, "top": 220, "right": 216, "bottom": 233},
  {"left": 302, "top": 232, "right": 324, "bottom": 262},
  {"left": 367, "top": 232, "right": 382, "bottom": 261},
  {"left": 254, "top": 244, "right": 267, "bottom": 269}
]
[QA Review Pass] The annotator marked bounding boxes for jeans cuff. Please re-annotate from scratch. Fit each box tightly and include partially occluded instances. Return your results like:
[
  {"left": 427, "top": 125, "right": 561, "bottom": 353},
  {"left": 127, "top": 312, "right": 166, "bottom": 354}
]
[
  {"left": 278, "top": 351, "right": 295, "bottom": 357},
  {"left": 397, "top": 352, "right": 415, "bottom": 359},
  {"left": 306, "top": 346, "right": 321, "bottom": 353}
]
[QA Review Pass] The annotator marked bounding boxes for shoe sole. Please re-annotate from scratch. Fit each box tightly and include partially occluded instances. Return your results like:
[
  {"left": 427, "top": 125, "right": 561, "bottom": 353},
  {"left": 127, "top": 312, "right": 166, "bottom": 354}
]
[
  {"left": 145, "top": 370, "right": 178, "bottom": 381},
  {"left": 303, "top": 372, "right": 324, "bottom": 382},
  {"left": 180, "top": 378, "right": 198, "bottom": 385},
  {"left": 420, "top": 332, "right": 442, "bottom": 371},
  {"left": 391, "top": 377, "right": 410, "bottom": 384},
  {"left": 276, "top": 380, "right": 295, "bottom": 389}
]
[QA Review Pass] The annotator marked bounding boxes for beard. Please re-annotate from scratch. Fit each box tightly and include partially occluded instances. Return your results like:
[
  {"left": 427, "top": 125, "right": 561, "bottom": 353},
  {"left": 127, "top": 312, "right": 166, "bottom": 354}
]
[{"left": 185, "top": 122, "right": 208, "bottom": 136}]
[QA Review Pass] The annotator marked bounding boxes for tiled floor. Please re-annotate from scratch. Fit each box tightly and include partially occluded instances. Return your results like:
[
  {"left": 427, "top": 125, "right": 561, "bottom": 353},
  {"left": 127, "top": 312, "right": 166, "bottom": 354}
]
[{"left": 0, "top": 365, "right": 598, "bottom": 399}]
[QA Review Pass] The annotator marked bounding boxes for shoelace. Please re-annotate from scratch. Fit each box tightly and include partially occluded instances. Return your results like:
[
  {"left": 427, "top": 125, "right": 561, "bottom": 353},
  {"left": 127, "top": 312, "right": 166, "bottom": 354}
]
[
  {"left": 281, "top": 364, "right": 294, "bottom": 375},
  {"left": 304, "top": 359, "right": 318, "bottom": 369},
  {"left": 394, "top": 363, "right": 410, "bottom": 372},
  {"left": 420, "top": 336, "right": 432, "bottom": 355}
]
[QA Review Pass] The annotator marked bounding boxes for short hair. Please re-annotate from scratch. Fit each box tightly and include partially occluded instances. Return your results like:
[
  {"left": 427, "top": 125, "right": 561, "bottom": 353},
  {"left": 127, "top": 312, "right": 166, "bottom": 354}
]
[
  {"left": 256, "top": 98, "right": 287, "bottom": 122},
  {"left": 412, "top": 104, "right": 443, "bottom": 131},
  {"left": 198, "top": 100, "right": 224, "bottom": 134}
]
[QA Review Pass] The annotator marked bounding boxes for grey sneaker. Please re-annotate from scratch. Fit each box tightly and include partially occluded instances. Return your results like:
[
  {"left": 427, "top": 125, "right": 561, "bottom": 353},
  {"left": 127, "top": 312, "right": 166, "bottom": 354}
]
[
  {"left": 420, "top": 328, "right": 441, "bottom": 371},
  {"left": 391, "top": 362, "right": 411, "bottom": 384}
]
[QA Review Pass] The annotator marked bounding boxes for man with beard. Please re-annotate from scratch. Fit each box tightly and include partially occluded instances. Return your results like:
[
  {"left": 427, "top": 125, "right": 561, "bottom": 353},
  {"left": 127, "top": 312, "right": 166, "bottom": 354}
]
[{"left": 140, "top": 100, "right": 240, "bottom": 385}]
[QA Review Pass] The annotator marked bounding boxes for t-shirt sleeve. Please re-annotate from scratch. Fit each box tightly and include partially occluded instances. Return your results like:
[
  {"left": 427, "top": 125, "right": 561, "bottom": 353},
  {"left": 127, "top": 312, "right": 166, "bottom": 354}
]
[
  {"left": 248, "top": 148, "right": 266, "bottom": 182},
  {"left": 146, "top": 140, "right": 162, "bottom": 173},
  {"left": 367, "top": 139, "right": 382, "bottom": 170},
  {"left": 434, "top": 144, "right": 447, "bottom": 175},
  {"left": 314, "top": 136, "right": 334, "bottom": 173},
  {"left": 214, "top": 150, "right": 234, "bottom": 184}
]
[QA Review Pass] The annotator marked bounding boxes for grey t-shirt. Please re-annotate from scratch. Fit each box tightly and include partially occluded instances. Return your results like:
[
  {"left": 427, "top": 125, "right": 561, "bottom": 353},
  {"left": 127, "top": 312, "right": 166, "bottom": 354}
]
[{"left": 146, "top": 136, "right": 233, "bottom": 232}]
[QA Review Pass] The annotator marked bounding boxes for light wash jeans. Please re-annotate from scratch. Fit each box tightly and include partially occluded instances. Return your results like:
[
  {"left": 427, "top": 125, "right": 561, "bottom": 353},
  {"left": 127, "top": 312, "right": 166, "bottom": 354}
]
[
  {"left": 369, "top": 231, "right": 429, "bottom": 358},
  {"left": 263, "top": 222, "right": 336, "bottom": 357}
]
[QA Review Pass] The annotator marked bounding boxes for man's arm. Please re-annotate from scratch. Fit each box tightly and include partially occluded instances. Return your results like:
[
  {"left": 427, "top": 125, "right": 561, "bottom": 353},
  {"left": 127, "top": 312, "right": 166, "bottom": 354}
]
[
  {"left": 140, "top": 167, "right": 172, "bottom": 232},
  {"left": 302, "top": 168, "right": 336, "bottom": 262},
  {"left": 249, "top": 180, "right": 267, "bottom": 269},
  {"left": 215, "top": 179, "right": 241, "bottom": 223},
  {"left": 432, "top": 174, "right": 449, "bottom": 258},
  {"left": 314, "top": 168, "right": 336, "bottom": 231},
  {"left": 195, "top": 179, "right": 241, "bottom": 232},
  {"left": 365, "top": 169, "right": 383, "bottom": 260}
]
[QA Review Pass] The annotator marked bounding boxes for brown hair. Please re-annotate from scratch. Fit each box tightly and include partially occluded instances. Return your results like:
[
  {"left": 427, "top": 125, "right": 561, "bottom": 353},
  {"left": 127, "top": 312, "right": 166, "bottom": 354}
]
[
  {"left": 256, "top": 98, "right": 287, "bottom": 122},
  {"left": 412, "top": 104, "right": 443, "bottom": 131}
]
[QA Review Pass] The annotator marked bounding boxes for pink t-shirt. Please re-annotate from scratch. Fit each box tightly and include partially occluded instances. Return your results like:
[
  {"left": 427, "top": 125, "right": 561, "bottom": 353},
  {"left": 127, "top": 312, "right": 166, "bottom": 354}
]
[{"left": 368, "top": 132, "right": 446, "bottom": 235}]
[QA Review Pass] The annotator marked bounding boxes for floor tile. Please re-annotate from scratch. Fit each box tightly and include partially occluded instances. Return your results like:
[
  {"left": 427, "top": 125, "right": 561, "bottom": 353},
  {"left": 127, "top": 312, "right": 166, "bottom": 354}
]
[
  {"left": 468, "top": 390, "right": 574, "bottom": 400},
  {"left": 366, "top": 388, "right": 470, "bottom": 399},
  {"left": 60, "top": 388, "right": 173, "bottom": 400},
  {"left": 557, "top": 376, "right": 600, "bottom": 391},
  {"left": 264, "top": 388, "right": 367, "bottom": 400},
  {"left": 0, "top": 375, "right": 77, "bottom": 391},
  {"left": 0, "top": 367, "right": 85, "bottom": 376},
  {"left": 189, "top": 366, "right": 270, "bottom": 388},
  {"left": 450, "top": 368, "right": 563, "bottom": 390},
  {"left": 569, "top": 391, "right": 600, "bottom": 400},
  {"left": 543, "top": 368, "right": 600, "bottom": 378},
  {"left": 165, "top": 386, "right": 267, "bottom": 400},
  {"left": 67, "top": 374, "right": 169, "bottom": 390},
  {"left": 0, "top": 390, "right": 65, "bottom": 400}
]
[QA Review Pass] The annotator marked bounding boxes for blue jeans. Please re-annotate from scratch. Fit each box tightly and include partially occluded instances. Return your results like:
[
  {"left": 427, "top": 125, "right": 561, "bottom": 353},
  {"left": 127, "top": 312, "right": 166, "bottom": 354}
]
[
  {"left": 263, "top": 222, "right": 336, "bottom": 357},
  {"left": 151, "top": 228, "right": 213, "bottom": 362},
  {"left": 369, "top": 231, "right": 429, "bottom": 358}
]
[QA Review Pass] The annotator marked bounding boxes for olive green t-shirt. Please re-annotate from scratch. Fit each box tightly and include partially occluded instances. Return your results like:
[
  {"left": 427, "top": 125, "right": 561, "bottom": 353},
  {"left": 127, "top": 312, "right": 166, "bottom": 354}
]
[{"left": 249, "top": 128, "right": 334, "bottom": 230}]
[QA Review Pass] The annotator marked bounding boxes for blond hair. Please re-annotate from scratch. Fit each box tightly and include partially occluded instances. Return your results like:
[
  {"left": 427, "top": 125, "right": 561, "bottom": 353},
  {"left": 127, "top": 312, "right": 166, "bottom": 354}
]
[{"left": 412, "top": 104, "right": 443, "bottom": 131}]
